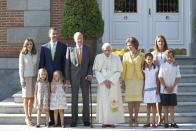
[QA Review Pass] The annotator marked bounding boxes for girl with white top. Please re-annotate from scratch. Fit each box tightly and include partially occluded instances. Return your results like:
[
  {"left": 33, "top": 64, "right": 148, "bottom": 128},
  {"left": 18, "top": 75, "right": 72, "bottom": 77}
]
[
  {"left": 34, "top": 68, "right": 50, "bottom": 128},
  {"left": 50, "top": 71, "right": 67, "bottom": 128},
  {"left": 151, "top": 35, "right": 168, "bottom": 67},
  {"left": 143, "top": 53, "right": 160, "bottom": 128},
  {"left": 151, "top": 35, "right": 168, "bottom": 125},
  {"left": 19, "top": 38, "right": 37, "bottom": 126}
]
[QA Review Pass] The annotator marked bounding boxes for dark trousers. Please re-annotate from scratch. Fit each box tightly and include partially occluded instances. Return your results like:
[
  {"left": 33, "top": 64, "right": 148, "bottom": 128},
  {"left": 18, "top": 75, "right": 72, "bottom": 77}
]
[{"left": 71, "top": 77, "right": 90, "bottom": 123}]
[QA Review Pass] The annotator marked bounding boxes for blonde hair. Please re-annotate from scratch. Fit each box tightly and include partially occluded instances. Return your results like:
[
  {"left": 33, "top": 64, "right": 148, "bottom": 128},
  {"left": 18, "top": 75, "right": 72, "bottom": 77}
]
[
  {"left": 52, "top": 70, "right": 64, "bottom": 83},
  {"left": 154, "top": 35, "right": 168, "bottom": 52},
  {"left": 21, "top": 37, "right": 37, "bottom": 55},
  {"left": 164, "top": 49, "right": 175, "bottom": 57},
  {"left": 37, "top": 68, "right": 48, "bottom": 82}
]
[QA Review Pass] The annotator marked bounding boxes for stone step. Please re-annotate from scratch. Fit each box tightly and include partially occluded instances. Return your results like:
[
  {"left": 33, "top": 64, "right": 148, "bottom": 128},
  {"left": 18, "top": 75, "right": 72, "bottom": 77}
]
[
  {"left": 177, "top": 92, "right": 196, "bottom": 102},
  {"left": 178, "top": 83, "right": 196, "bottom": 92},
  {"left": 0, "top": 101, "right": 196, "bottom": 114},
  {"left": 176, "top": 57, "right": 196, "bottom": 65},
  {"left": 0, "top": 113, "right": 195, "bottom": 124},
  {"left": 13, "top": 91, "right": 196, "bottom": 103},
  {"left": 180, "top": 65, "right": 196, "bottom": 74},
  {"left": 180, "top": 74, "right": 196, "bottom": 83}
]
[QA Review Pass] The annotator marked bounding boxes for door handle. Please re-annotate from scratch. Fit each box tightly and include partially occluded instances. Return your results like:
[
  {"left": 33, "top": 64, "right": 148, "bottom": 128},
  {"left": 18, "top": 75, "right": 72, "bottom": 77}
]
[
  {"left": 124, "top": 16, "right": 128, "bottom": 20},
  {"left": 149, "top": 8, "right": 151, "bottom": 15}
]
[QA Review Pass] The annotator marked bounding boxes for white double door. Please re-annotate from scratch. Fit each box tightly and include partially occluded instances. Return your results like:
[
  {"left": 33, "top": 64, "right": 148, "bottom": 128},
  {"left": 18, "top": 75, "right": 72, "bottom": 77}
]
[{"left": 109, "top": 0, "right": 184, "bottom": 51}]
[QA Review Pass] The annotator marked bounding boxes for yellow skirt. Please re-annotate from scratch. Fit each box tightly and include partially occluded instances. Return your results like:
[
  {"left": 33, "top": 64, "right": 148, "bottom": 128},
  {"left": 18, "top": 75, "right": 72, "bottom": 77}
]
[{"left": 125, "top": 77, "right": 143, "bottom": 102}]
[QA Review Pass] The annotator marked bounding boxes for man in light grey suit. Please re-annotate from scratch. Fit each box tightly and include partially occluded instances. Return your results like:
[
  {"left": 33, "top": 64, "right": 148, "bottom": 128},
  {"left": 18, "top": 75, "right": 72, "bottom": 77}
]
[{"left": 66, "top": 32, "right": 93, "bottom": 127}]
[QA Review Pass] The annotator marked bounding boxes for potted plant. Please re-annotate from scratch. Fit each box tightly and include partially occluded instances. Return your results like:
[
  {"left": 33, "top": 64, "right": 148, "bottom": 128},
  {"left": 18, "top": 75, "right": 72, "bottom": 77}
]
[{"left": 60, "top": 0, "right": 104, "bottom": 58}]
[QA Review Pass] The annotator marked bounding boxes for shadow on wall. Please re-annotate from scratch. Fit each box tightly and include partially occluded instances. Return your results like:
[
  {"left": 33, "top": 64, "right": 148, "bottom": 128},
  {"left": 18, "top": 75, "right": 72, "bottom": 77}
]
[{"left": 0, "top": 69, "right": 20, "bottom": 101}]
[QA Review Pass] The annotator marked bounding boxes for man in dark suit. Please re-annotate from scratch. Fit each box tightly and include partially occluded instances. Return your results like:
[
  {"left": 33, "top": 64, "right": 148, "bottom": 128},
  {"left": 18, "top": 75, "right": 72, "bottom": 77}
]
[
  {"left": 66, "top": 32, "right": 93, "bottom": 127},
  {"left": 39, "top": 27, "right": 67, "bottom": 126}
]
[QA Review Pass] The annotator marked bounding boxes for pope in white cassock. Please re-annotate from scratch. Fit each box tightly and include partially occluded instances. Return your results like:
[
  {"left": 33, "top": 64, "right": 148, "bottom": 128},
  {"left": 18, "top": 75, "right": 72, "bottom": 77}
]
[{"left": 93, "top": 43, "right": 124, "bottom": 128}]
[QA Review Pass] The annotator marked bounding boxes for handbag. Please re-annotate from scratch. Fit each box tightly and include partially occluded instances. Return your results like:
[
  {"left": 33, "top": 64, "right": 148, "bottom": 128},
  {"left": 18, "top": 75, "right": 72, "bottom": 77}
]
[{"left": 111, "top": 100, "right": 119, "bottom": 112}]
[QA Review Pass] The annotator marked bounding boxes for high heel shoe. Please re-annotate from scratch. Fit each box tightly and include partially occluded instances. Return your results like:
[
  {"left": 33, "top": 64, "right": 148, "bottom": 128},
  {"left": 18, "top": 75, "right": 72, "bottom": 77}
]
[
  {"left": 25, "top": 118, "right": 34, "bottom": 127},
  {"left": 45, "top": 122, "right": 49, "bottom": 128},
  {"left": 157, "top": 118, "right": 163, "bottom": 126},
  {"left": 134, "top": 120, "right": 139, "bottom": 127},
  {"left": 129, "top": 117, "right": 133, "bottom": 127},
  {"left": 36, "top": 124, "right": 40, "bottom": 128}
]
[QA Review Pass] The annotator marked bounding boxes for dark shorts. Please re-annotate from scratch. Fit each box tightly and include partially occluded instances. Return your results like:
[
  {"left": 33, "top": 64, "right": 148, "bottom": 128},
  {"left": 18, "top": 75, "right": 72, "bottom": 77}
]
[{"left": 160, "top": 94, "right": 177, "bottom": 106}]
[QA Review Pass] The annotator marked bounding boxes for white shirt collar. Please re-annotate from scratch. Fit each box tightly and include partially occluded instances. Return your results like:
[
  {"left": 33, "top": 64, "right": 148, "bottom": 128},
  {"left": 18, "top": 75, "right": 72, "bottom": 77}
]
[{"left": 50, "top": 41, "right": 57, "bottom": 46}]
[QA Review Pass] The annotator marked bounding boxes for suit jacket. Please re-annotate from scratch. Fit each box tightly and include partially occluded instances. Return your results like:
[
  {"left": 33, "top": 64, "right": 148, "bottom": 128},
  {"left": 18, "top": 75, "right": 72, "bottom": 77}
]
[
  {"left": 122, "top": 52, "right": 144, "bottom": 80},
  {"left": 66, "top": 44, "right": 93, "bottom": 84},
  {"left": 19, "top": 53, "right": 38, "bottom": 83},
  {"left": 39, "top": 41, "right": 67, "bottom": 81}
]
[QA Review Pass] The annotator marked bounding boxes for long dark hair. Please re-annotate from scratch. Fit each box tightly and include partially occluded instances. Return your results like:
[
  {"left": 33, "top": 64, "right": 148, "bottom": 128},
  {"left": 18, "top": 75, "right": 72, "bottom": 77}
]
[
  {"left": 21, "top": 37, "right": 37, "bottom": 55},
  {"left": 143, "top": 53, "right": 156, "bottom": 70}
]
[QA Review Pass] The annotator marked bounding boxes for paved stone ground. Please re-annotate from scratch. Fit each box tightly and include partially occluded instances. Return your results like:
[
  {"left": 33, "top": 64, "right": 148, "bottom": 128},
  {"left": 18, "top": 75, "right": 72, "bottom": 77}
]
[{"left": 0, "top": 124, "right": 196, "bottom": 131}]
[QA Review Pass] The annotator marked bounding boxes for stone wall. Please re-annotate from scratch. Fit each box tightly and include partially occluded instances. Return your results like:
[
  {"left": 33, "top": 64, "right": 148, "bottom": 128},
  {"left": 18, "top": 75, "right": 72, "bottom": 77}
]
[
  {"left": 0, "top": 0, "right": 50, "bottom": 57},
  {"left": 0, "top": 58, "right": 20, "bottom": 101}
]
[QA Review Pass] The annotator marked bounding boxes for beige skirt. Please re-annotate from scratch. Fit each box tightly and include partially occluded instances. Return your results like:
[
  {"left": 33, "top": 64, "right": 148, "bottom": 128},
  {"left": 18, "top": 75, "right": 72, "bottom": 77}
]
[{"left": 22, "top": 77, "right": 36, "bottom": 98}]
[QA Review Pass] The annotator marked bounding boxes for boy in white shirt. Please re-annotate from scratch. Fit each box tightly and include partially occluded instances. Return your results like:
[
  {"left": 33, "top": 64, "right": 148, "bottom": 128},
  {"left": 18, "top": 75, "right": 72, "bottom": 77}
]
[{"left": 158, "top": 49, "right": 181, "bottom": 128}]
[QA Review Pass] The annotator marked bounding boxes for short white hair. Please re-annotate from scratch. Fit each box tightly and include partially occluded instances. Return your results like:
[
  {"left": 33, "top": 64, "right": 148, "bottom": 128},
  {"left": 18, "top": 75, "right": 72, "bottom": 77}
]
[
  {"left": 73, "top": 32, "right": 83, "bottom": 40},
  {"left": 102, "top": 43, "right": 112, "bottom": 50}
]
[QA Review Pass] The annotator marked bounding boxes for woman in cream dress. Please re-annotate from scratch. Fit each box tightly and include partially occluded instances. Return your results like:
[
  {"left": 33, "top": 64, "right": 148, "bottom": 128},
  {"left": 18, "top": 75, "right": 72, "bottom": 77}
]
[
  {"left": 19, "top": 38, "right": 37, "bottom": 126},
  {"left": 122, "top": 37, "right": 144, "bottom": 126}
]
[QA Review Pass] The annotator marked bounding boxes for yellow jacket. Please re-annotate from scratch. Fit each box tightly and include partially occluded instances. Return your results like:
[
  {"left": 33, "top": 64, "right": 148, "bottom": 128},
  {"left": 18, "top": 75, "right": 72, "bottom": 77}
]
[{"left": 122, "top": 52, "right": 144, "bottom": 80}]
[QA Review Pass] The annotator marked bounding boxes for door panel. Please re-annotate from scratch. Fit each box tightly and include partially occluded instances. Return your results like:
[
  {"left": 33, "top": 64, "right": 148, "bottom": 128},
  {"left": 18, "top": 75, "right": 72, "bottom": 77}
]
[
  {"left": 112, "top": 22, "right": 140, "bottom": 41},
  {"left": 110, "top": 0, "right": 143, "bottom": 46},
  {"left": 150, "top": 0, "right": 183, "bottom": 47},
  {"left": 109, "top": 0, "right": 184, "bottom": 50}
]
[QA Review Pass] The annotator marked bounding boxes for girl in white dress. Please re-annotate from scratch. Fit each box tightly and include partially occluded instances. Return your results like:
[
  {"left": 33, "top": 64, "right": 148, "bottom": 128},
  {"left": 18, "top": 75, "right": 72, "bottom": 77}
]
[
  {"left": 50, "top": 71, "right": 67, "bottom": 127},
  {"left": 34, "top": 68, "right": 50, "bottom": 127},
  {"left": 143, "top": 53, "right": 160, "bottom": 128}
]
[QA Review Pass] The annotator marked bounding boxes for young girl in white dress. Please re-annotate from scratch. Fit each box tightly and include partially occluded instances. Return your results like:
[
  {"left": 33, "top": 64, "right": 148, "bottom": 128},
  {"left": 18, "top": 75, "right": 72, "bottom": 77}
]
[
  {"left": 143, "top": 53, "right": 160, "bottom": 128},
  {"left": 34, "top": 68, "right": 50, "bottom": 128},
  {"left": 50, "top": 70, "right": 67, "bottom": 128}
]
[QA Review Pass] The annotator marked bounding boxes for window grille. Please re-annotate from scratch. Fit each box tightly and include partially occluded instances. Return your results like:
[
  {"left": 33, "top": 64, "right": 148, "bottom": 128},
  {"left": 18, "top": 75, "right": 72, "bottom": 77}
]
[
  {"left": 156, "top": 0, "right": 179, "bottom": 13},
  {"left": 114, "top": 0, "right": 137, "bottom": 13}
]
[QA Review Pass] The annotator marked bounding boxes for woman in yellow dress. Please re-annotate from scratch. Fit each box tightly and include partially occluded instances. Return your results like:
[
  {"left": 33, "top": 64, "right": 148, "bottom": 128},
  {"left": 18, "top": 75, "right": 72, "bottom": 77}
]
[{"left": 122, "top": 37, "right": 144, "bottom": 126}]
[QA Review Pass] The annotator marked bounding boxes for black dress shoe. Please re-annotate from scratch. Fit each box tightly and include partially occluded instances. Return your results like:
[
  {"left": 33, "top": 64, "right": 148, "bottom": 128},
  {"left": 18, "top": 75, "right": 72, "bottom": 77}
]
[
  {"left": 49, "top": 121, "right": 54, "bottom": 126},
  {"left": 164, "top": 123, "right": 169, "bottom": 128},
  {"left": 84, "top": 122, "right": 90, "bottom": 126},
  {"left": 171, "top": 123, "right": 179, "bottom": 128},
  {"left": 70, "top": 122, "right": 77, "bottom": 127}
]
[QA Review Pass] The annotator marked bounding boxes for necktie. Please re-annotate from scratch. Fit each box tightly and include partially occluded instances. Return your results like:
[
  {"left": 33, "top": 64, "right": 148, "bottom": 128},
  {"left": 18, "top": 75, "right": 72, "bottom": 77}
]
[
  {"left": 77, "top": 47, "right": 82, "bottom": 64},
  {"left": 51, "top": 44, "right": 55, "bottom": 60}
]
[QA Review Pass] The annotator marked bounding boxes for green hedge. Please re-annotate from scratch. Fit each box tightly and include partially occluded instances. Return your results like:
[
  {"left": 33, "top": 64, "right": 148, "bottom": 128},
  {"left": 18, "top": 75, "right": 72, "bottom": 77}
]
[{"left": 61, "top": 0, "right": 104, "bottom": 39}]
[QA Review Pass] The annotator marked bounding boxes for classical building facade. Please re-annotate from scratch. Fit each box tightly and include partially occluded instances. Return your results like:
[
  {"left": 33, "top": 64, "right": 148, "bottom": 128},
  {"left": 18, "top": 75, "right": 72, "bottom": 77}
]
[{"left": 0, "top": 0, "right": 196, "bottom": 57}]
